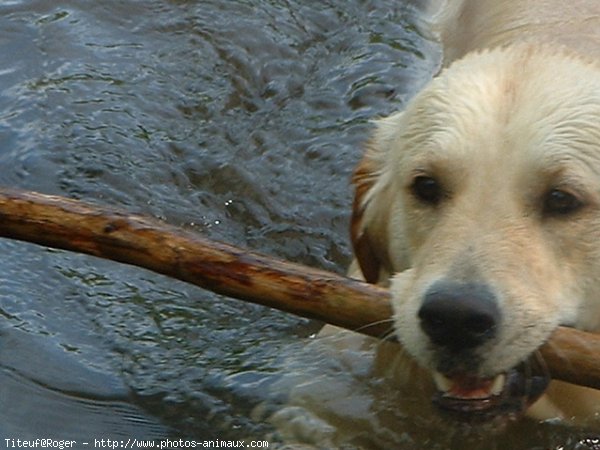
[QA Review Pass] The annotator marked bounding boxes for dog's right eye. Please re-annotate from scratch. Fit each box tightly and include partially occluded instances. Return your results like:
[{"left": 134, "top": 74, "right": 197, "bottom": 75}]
[
  {"left": 411, "top": 176, "right": 443, "bottom": 205},
  {"left": 542, "top": 189, "right": 583, "bottom": 217}
]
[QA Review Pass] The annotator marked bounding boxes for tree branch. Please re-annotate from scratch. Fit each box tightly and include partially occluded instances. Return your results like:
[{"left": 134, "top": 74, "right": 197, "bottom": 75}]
[{"left": 0, "top": 189, "right": 597, "bottom": 389}]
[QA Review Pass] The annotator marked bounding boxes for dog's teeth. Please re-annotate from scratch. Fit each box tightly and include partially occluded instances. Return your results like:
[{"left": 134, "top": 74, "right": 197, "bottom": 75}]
[
  {"left": 490, "top": 374, "right": 506, "bottom": 396},
  {"left": 433, "top": 371, "right": 453, "bottom": 392}
]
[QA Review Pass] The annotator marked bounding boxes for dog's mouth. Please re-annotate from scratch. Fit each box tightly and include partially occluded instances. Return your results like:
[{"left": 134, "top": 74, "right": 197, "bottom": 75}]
[{"left": 430, "top": 362, "right": 550, "bottom": 422}]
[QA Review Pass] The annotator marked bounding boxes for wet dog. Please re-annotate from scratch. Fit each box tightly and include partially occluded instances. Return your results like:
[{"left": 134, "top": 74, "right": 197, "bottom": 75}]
[{"left": 351, "top": 0, "right": 600, "bottom": 424}]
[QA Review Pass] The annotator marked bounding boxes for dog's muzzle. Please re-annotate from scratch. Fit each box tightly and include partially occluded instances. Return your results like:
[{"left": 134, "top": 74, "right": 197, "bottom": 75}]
[{"left": 418, "top": 281, "right": 550, "bottom": 421}]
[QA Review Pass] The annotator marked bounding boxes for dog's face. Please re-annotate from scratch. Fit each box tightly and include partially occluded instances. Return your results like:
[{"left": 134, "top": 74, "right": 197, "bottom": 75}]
[{"left": 352, "top": 45, "right": 600, "bottom": 419}]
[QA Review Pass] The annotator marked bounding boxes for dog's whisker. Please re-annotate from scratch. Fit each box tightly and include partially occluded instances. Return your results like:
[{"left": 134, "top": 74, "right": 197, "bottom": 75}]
[
  {"left": 349, "top": 318, "right": 396, "bottom": 338},
  {"left": 357, "top": 319, "right": 397, "bottom": 344}
]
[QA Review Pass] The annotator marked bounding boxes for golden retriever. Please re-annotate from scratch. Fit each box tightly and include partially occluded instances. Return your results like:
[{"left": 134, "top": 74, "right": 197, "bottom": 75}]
[{"left": 351, "top": 0, "right": 600, "bottom": 424}]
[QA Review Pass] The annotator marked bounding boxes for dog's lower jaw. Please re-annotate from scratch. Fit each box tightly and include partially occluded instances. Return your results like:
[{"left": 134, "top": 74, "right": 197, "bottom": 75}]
[
  {"left": 396, "top": 335, "right": 553, "bottom": 422},
  {"left": 429, "top": 361, "right": 550, "bottom": 423}
]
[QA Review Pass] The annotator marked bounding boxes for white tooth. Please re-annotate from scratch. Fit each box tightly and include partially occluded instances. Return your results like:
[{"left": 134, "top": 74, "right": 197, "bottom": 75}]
[
  {"left": 433, "top": 371, "right": 453, "bottom": 392},
  {"left": 490, "top": 374, "right": 506, "bottom": 396}
]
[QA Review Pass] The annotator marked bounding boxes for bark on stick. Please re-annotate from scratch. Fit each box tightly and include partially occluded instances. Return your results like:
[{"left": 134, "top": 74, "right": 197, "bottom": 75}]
[{"left": 0, "top": 189, "right": 597, "bottom": 389}]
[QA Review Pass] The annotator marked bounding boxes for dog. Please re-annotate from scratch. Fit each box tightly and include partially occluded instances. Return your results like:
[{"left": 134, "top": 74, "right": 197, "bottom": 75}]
[{"left": 351, "top": 0, "right": 600, "bottom": 424}]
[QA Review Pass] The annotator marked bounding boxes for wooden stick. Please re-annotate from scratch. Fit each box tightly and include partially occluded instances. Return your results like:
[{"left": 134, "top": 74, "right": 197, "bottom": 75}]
[{"left": 0, "top": 189, "right": 598, "bottom": 389}]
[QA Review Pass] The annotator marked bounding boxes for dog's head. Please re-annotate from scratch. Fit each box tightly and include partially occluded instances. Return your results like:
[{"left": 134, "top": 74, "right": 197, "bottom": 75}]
[{"left": 352, "top": 44, "right": 600, "bottom": 420}]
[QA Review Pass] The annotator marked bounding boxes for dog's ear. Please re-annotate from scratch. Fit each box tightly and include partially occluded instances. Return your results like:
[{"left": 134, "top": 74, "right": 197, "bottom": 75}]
[
  {"left": 351, "top": 153, "right": 384, "bottom": 284},
  {"left": 350, "top": 113, "right": 404, "bottom": 285}
]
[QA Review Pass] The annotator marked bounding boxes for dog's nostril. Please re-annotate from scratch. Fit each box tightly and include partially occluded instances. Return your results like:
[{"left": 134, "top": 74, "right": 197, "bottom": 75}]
[{"left": 418, "top": 282, "right": 500, "bottom": 351}]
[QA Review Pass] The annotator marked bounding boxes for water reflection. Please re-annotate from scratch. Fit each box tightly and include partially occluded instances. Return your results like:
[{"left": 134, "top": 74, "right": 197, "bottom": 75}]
[{"left": 0, "top": 0, "right": 594, "bottom": 448}]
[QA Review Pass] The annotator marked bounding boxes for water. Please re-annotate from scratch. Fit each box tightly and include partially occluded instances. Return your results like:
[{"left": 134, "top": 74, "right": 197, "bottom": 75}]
[{"left": 0, "top": 0, "right": 596, "bottom": 448}]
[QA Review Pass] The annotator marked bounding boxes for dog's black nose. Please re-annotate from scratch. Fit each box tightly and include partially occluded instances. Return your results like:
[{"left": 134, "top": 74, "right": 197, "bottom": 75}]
[{"left": 418, "top": 282, "right": 500, "bottom": 351}]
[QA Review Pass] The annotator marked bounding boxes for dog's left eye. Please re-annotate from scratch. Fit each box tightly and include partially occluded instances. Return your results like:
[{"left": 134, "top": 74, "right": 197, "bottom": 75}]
[{"left": 543, "top": 189, "right": 583, "bottom": 216}]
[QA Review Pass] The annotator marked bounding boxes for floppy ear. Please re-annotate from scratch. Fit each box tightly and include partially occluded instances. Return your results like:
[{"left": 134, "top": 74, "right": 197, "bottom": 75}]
[
  {"left": 351, "top": 153, "right": 385, "bottom": 284},
  {"left": 350, "top": 112, "right": 405, "bottom": 285}
]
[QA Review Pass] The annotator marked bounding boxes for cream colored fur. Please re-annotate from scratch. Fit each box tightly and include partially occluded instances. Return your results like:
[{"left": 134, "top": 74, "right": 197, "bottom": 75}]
[{"left": 352, "top": 0, "right": 600, "bottom": 424}]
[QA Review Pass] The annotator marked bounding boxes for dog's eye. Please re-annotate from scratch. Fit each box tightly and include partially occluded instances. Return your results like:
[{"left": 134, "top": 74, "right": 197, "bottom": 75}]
[
  {"left": 411, "top": 176, "right": 443, "bottom": 205},
  {"left": 543, "top": 189, "right": 583, "bottom": 216}
]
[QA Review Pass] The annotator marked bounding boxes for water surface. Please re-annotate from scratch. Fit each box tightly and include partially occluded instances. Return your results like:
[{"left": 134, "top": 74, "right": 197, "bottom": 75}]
[{"left": 0, "top": 1, "right": 596, "bottom": 448}]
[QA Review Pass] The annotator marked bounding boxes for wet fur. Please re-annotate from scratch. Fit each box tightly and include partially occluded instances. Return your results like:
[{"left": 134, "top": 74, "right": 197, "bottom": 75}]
[{"left": 351, "top": 0, "right": 600, "bottom": 423}]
